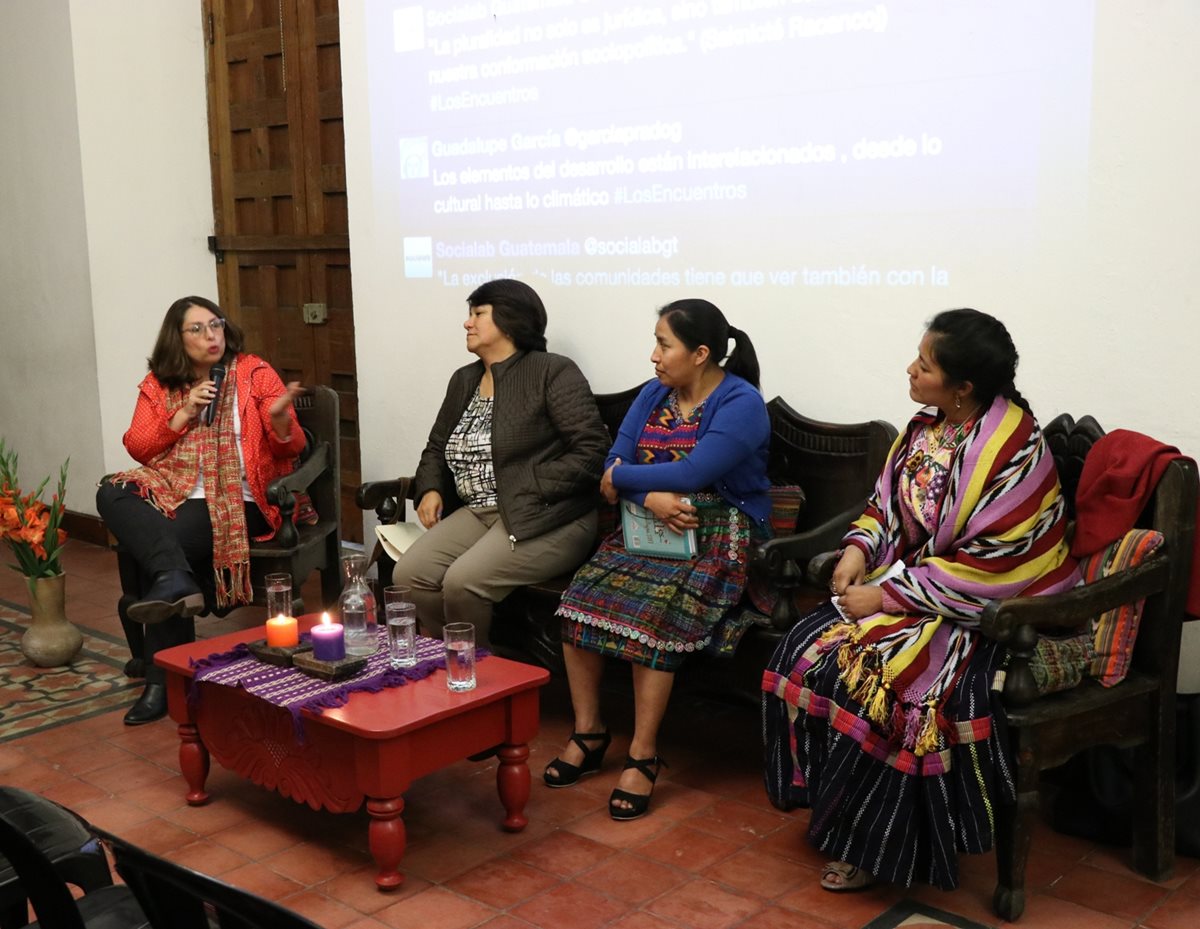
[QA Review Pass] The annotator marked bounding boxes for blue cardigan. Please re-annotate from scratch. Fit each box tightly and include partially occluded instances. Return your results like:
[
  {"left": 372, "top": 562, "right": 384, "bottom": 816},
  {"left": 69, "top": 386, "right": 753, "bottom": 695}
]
[{"left": 607, "top": 374, "right": 771, "bottom": 525}]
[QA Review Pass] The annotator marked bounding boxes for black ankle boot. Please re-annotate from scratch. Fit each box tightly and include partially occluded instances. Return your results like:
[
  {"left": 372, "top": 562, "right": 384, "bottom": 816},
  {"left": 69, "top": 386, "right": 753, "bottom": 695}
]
[
  {"left": 127, "top": 570, "right": 204, "bottom": 625},
  {"left": 123, "top": 683, "right": 167, "bottom": 725}
]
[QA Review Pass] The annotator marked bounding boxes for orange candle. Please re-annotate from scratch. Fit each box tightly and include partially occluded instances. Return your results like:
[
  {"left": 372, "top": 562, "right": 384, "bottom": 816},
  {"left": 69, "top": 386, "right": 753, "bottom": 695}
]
[{"left": 265, "top": 613, "right": 299, "bottom": 648}]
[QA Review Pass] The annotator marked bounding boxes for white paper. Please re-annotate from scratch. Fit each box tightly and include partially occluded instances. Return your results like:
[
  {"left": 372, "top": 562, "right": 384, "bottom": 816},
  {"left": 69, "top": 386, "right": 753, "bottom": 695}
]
[{"left": 375, "top": 522, "right": 426, "bottom": 561}]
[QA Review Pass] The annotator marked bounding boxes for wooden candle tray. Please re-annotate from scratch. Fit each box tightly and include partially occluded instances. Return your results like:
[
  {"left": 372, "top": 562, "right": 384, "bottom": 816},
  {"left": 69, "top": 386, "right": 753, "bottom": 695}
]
[
  {"left": 247, "top": 639, "right": 312, "bottom": 668},
  {"left": 292, "top": 650, "right": 368, "bottom": 681}
]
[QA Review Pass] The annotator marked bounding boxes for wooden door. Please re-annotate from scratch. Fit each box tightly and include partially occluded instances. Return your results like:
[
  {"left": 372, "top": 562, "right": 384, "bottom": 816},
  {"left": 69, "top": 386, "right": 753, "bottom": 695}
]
[{"left": 202, "top": 0, "right": 362, "bottom": 543}]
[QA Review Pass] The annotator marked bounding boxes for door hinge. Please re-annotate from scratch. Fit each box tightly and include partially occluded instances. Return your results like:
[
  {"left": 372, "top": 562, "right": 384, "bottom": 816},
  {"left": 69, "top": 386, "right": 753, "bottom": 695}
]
[
  {"left": 207, "top": 12, "right": 215, "bottom": 46},
  {"left": 207, "top": 236, "right": 224, "bottom": 264}
]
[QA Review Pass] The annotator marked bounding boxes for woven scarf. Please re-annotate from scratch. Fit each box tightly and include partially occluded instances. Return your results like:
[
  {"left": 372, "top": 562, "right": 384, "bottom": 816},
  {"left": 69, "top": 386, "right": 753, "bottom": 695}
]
[
  {"left": 113, "top": 357, "right": 251, "bottom": 608},
  {"left": 817, "top": 396, "right": 1080, "bottom": 754}
]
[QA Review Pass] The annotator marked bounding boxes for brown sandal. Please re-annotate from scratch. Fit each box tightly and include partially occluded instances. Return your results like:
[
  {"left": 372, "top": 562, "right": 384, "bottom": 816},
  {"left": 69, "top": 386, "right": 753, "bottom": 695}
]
[{"left": 820, "top": 861, "right": 874, "bottom": 893}]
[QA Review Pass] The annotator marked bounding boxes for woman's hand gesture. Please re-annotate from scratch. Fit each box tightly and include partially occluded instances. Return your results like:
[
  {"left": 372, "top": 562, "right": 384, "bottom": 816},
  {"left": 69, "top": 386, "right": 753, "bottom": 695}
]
[
  {"left": 600, "top": 459, "right": 620, "bottom": 504},
  {"left": 171, "top": 380, "right": 216, "bottom": 431},
  {"left": 269, "top": 381, "right": 305, "bottom": 419},
  {"left": 643, "top": 491, "right": 699, "bottom": 535},
  {"left": 267, "top": 381, "right": 305, "bottom": 440},
  {"left": 416, "top": 491, "right": 444, "bottom": 529},
  {"left": 830, "top": 547, "right": 866, "bottom": 596},
  {"left": 186, "top": 380, "right": 216, "bottom": 420},
  {"left": 835, "top": 584, "right": 884, "bottom": 620},
  {"left": 830, "top": 547, "right": 884, "bottom": 619}
]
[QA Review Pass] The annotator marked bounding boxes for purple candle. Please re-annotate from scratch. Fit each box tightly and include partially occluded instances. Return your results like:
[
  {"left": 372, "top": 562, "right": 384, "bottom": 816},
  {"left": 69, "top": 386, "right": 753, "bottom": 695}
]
[{"left": 311, "top": 613, "right": 345, "bottom": 662}]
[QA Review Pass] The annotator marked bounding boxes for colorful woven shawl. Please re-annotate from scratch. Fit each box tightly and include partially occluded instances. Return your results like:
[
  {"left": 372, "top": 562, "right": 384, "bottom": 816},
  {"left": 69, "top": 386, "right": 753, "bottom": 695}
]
[
  {"left": 112, "top": 357, "right": 252, "bottom": 608},
  {"left": 821, "top": 396, "right": 1081, "bottom": 753}
]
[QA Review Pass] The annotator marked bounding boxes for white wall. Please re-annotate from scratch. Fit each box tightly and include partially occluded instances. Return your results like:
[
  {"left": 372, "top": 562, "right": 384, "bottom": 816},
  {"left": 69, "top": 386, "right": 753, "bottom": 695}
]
[
  {"left": 69, "top": 0, "right": 218, "bottom": 481},
  {"left": 0, "top": 1, "right": 216, "bottom": 516},
  {"left": 1, "top": 1, "right": 1197, "bottom": 526},
  {"left": 342, "top": 0, "right": 1200, "bottom": 530},
  {"left": 0, "top": 0, "right": 101, "bottom": 507}
]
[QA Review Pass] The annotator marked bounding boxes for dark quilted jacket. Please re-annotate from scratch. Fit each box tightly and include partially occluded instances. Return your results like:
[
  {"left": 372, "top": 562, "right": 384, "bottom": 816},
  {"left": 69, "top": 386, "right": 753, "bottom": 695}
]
[{"left": 413, "top": 351, "right": 609, "bottom": 542}]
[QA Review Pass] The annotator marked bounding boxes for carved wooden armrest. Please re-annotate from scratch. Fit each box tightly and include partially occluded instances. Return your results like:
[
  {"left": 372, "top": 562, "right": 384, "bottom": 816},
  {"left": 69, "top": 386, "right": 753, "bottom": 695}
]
[
  {"left": 264, "top": 443, "right": 330, "bottom": 548},
  {"left": 355, "top": 477, "right": 415, "bottom": 525},
  {"left": 749, "top": 503, "right": 863, "bottom": 631},
  {"left": 978, "top": 555, "right": 1169, "bottom": 706},
  {"left": 753, "top": 502, "right": 862, "bottom": 574},
  {"left": 807, "top": 550, "right": 839, "bottom": 587}
]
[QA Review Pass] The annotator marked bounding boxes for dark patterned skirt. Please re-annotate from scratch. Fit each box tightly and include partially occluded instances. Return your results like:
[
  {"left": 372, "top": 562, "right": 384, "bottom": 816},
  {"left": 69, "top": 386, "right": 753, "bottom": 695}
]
[
  {"left": 761, "top": 601, "right": 1014, "bottom": 890},
  {"left": 556, "top": 496, "right": 752, "bottom": 671}
]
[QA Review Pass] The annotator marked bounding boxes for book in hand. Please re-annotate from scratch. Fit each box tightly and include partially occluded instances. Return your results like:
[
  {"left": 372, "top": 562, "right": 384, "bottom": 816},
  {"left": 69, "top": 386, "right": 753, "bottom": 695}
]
[{"left": 620, "top": 498, "right": 697, "bottom": 560}]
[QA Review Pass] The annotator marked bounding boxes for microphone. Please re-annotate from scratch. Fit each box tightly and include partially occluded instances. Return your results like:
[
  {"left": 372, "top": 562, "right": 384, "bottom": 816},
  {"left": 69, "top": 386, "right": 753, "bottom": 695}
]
[{"left": 202, "top": 363, "right": 226, "bottom": 426}]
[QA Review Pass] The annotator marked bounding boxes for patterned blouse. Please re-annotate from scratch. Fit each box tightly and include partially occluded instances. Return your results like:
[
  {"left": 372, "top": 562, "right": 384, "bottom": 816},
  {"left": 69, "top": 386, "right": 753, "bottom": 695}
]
[
  {"left": 445, "top": 389, "right": 497, "bottom": 507},
  {"left": 898, "top": 415, "right": 977, "bottom": 549},
  {"left": 637, "top": 391, "right": 707, "bottom": 464}
]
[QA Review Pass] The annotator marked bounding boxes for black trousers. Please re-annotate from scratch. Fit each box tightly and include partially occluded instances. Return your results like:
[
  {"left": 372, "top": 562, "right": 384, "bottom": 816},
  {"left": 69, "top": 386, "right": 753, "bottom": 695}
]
[{"left": 97, "top": 479, "right": 268, "bottom": 684}]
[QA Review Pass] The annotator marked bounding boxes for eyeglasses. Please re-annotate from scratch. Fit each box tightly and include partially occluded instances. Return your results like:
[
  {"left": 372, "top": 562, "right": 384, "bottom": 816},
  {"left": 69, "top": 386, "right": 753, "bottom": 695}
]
[{"left": 181, "top": 318, "right": 226, "bottom": 337}]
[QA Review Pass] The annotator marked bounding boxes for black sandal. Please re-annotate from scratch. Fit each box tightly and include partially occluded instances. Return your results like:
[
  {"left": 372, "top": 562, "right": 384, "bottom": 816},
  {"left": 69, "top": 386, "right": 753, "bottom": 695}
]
[
  {"left": 543, "top": 729, "right": 611, "bottom": 788},
  {"left": 609, "top": 755, "right": 667, "bottom": 821}
]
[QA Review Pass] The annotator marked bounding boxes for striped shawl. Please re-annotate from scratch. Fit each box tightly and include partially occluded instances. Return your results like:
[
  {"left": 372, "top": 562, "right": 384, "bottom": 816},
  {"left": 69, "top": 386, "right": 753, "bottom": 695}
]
[{"left": 821, "top": 396, "right": 1080, "bottom": 753}]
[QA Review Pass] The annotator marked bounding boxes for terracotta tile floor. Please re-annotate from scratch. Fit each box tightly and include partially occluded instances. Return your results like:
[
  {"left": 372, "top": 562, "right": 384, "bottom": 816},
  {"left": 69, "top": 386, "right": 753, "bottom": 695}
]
[{"left": 3, "top": 540, "right": 1200, "bottom": 928}]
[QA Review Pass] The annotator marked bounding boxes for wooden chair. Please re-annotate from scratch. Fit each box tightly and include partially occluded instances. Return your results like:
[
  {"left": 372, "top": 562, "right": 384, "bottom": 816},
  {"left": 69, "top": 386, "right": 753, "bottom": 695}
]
[
  {"left": 0, "top": 798, "right": 146, "bottom": 929},
  {"left": 976, "top": 415, "right": 1198, "bottom": 920},
  {"left": 699, "top": 398, "right": 897, "bottom": 703},
  {"left": 243, "top": 384, "right": 343, "bottom": 613},
  {"left": 115, "top": 386, "right": 341, "bottom": 672},
  {"left": 804, "top": 414, "right": 1199, "bottom": 919},
  {"left": 751, "top": 397, "right": 898, "bottom": 629},
  {"left": 96, "top": 828, "right": 322, "bottom": 929}
]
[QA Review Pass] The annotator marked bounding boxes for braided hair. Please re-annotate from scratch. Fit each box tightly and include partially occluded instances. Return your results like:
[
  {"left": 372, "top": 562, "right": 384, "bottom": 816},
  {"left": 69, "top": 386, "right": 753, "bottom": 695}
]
[{"left": 926, "top": 308, "right": 1032, "bottom": 415}]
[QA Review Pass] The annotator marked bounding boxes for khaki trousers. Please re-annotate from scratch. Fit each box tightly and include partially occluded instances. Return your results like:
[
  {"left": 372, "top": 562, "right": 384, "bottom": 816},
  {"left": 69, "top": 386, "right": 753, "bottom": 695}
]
[{"left": 392, "top": 505, "right": 597, "bottom": 643}]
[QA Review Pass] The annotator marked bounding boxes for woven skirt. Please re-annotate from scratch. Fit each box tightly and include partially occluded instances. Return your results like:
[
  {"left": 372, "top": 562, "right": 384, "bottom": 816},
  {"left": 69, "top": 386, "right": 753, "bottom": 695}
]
[
  {"left": 557, "top": 496, "right": 752, "bottom": 671},
  {"left": 761, "top": 601, "right": 1014, "bottom": 890}
]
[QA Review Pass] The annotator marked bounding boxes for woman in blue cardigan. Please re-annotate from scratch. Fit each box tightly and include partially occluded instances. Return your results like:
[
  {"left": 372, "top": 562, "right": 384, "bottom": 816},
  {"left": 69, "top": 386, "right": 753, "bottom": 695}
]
[{"left": 548, "top": 299, "right": 770, "bottom": 819}]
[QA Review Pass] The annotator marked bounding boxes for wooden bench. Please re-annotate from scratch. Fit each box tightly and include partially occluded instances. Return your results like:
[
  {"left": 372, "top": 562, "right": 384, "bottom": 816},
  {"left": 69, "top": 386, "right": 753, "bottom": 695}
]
[{"left": 356, "top": 387, "right": 896, "bottom": 705}]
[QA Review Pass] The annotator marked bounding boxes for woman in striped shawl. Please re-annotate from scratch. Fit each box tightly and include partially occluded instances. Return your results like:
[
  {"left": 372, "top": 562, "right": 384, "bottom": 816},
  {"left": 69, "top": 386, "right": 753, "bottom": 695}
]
[{"left": 762, "top": 309, "right": 1080, "bottom": 893}]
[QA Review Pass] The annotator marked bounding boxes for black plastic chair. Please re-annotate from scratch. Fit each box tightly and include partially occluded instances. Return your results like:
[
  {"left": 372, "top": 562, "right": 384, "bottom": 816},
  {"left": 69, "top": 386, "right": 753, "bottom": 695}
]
[
  {"left": 0, "top": 787, "right": 122, "bottom": 929},
  {"left": 0, "top": 803, "right": 145, "bottom": 929},
  {"left": 97, "top": 828, "right": 323, "bottom": 929}
]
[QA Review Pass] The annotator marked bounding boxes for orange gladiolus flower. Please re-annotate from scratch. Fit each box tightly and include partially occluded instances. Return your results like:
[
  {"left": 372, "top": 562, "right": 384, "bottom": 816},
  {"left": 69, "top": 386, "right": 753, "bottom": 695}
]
[{"left": 0, "top": 440, "right": 69, "bottom": 578}]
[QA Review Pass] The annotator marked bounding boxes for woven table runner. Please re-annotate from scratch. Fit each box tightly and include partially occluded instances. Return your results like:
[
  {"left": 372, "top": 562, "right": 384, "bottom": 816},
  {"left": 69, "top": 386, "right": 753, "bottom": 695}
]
[{"left": 189, "top": 626, "right": 486, "bottom": 740}]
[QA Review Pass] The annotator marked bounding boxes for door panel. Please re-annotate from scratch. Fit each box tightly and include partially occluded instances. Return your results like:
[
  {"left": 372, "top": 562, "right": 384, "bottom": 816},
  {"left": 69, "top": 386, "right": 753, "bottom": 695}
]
[{"left": 204, "top": 0, "right": 361, "bottom": 543}]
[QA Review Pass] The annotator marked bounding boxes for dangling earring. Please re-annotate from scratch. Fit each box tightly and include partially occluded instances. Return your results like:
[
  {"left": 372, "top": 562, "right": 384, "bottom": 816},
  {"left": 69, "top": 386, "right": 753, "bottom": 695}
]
[{"left": 955, "top": 396, "right": 961, "bottom": 410}]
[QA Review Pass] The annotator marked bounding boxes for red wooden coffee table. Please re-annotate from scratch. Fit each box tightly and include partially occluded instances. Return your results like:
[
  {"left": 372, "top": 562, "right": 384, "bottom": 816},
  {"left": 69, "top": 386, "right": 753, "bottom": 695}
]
[{"left": 154, "top": 616, "right": 550, "bottom": 889}]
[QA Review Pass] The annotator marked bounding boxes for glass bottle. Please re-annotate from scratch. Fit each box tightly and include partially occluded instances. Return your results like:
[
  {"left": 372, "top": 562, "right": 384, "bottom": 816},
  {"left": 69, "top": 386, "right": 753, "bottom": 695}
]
[{"left": 338, "top": 553, "right": 378, "bottom": 657}]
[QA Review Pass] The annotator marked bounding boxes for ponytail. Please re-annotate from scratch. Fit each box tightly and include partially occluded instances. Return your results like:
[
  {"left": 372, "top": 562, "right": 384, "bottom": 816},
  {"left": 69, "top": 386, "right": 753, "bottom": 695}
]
[
  {"left": 724, "top": 325, "right": 761, "bottom": 389},
  {"left": 658, "top": 299, "right": 762, "bottom": 389}
]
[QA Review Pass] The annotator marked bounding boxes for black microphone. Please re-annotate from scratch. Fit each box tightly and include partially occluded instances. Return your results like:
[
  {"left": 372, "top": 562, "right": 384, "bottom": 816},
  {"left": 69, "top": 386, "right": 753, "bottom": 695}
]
[{"left": 202, "top": 363, "right": 226, "bottom": 426}]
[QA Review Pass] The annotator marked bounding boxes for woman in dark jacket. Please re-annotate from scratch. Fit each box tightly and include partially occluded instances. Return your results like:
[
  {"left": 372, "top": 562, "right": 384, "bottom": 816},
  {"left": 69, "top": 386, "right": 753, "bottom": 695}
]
[{"left": 393, "top": 279, "right": 609, "bottom": 643}]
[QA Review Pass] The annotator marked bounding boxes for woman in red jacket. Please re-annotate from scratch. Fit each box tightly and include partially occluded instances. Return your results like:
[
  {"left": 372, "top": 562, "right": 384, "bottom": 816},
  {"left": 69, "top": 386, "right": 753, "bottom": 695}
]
[{"left": 97, "top": 296, "right": 305, "bottom": 724}]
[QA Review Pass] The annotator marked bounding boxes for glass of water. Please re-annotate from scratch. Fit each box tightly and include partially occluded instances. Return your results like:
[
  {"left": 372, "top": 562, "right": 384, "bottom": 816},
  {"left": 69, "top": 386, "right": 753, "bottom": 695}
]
[
  {"left": 443, "top": 622, "right": 476, "bottom": 692},
  {"left": 384, "top": 585, "right": 417, "bottom": 668},
  {"left": 265, "top": 573, "right": 292, "bottom": 620}
]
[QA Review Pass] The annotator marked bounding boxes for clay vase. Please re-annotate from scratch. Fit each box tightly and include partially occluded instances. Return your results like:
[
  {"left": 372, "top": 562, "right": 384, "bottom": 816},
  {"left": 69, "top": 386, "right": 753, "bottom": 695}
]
[{"left": 20, "top": 574, "right": 84, "bottom": 668}]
